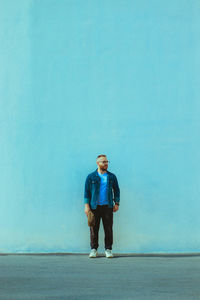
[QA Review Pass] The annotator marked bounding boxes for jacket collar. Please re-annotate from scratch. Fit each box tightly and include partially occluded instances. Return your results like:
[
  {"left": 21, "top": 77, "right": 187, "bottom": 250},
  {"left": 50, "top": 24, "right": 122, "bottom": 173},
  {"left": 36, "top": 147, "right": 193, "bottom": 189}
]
[{"left": 94, "top": 168, "right": 110, "bottom": 177}]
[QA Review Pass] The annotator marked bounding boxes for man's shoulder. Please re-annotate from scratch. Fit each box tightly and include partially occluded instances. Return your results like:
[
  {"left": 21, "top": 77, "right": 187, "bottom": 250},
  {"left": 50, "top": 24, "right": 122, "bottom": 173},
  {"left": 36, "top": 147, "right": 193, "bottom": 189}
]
[
  {"left": 107, "top": 170, "right": 117, "bottom": 179},
  {"left": 86, "top": 170, "right": 98, "bottom": 180}
]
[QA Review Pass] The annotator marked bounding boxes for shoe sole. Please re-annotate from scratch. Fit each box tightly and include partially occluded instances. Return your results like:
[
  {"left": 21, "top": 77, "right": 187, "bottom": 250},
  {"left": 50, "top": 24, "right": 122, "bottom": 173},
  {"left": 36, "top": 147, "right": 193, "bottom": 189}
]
[
  {"left": 105, "top": 254, "right": 114, "bottom": 258},
  {"left": 89, "top": 253, "right": 98, "bottom": 258}
]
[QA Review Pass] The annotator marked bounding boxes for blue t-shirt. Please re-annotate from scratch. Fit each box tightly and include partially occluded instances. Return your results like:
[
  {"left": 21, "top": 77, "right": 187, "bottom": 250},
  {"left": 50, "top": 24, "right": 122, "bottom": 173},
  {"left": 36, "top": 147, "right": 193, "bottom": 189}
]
[{"left": 97, "top": 171, "right": 108, "bottom": 205}]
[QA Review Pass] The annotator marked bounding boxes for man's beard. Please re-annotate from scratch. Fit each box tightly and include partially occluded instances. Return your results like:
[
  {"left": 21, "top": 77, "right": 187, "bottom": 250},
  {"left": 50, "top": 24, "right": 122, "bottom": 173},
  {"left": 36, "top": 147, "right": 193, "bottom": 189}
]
[{"left": 100, "top": 165, "right": 108, "bottom": 171}]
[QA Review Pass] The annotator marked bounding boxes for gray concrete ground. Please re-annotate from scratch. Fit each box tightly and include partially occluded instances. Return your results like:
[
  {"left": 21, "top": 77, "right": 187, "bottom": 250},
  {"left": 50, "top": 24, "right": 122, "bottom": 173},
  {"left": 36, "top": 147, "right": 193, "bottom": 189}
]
[{"left": 0, "top": 254, "right": 200, "bottom": 300}]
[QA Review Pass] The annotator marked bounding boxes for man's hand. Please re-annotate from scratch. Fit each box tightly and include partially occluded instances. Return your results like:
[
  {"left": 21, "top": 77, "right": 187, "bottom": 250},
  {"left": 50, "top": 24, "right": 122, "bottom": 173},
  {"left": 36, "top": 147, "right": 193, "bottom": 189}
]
[
  {"left": 84, "top": 204, "right": 90, "bottom": 216},
  {"left": 113, "top": 204, "right": 119, "bottom": 212}
]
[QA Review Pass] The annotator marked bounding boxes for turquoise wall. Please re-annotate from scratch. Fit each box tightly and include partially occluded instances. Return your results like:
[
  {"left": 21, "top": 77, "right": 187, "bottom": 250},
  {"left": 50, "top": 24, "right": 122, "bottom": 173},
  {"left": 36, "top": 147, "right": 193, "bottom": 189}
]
[{"left": 0, "top": 0, "right": 200, "bottom": 253}]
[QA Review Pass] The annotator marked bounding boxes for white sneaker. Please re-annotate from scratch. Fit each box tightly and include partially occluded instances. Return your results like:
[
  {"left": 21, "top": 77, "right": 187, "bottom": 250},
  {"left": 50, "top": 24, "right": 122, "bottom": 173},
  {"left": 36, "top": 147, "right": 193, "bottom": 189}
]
[
  {"left": 89, "top": 249, "right": 98, "bottom": 258},
  {"left": 105, "top": 249, "right": 114, "bottom": 258}
]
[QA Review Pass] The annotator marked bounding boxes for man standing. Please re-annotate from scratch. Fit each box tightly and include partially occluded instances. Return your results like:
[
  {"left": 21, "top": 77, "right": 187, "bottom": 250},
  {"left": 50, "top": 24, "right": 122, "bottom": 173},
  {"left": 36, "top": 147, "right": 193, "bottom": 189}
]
[{"left": 84, "top": 154, "right": 120, "bottom": 258}]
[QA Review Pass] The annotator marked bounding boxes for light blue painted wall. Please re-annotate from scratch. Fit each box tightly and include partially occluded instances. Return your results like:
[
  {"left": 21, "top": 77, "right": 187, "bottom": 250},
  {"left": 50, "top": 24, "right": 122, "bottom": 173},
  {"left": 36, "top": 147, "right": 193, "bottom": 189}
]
[{"left": 0, "top": 0, "right": 200, "bottom": 253}]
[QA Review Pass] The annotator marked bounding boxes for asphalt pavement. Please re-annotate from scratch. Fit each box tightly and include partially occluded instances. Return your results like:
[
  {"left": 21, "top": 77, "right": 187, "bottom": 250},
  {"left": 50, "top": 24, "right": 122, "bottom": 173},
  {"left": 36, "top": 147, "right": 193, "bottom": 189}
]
[{"left": 0, "top": 253, "right": 200, "bottom": 300}]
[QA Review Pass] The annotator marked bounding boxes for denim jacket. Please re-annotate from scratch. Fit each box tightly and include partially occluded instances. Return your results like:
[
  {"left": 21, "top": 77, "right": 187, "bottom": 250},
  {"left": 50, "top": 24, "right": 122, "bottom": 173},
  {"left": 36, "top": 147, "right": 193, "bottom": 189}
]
[{"left": 84, "top": 169, "right": 120, "bottom": 209}]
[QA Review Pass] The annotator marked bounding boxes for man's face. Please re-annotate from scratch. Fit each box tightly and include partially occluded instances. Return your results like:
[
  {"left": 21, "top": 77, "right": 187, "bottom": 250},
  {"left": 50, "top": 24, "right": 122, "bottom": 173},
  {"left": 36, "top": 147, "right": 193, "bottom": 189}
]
[{"left": 97, "top": 156, "right": 109, "bottom": 171}]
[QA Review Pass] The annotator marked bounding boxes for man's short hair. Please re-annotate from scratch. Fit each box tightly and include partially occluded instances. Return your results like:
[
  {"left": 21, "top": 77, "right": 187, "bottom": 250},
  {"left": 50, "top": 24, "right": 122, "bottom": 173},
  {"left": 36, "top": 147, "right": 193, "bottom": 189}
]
[{"left": 96, "top": 154, "right": 106, "bottom": 162}]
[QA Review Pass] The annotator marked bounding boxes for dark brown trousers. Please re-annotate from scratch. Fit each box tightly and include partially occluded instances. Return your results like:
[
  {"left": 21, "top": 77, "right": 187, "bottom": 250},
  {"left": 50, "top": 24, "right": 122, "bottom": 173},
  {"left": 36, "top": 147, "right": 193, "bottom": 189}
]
[{"left": 90, "top": 205, "right": 113, "bottom": 250}]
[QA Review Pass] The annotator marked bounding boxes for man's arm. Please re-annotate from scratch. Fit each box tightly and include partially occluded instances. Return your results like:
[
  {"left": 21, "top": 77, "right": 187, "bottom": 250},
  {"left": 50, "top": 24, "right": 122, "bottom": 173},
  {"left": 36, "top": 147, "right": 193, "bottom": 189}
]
[
  {"left": 113, "top": 175, "right": 120, "bottom": 205},
  {"left": 113, "top": 175, "right": 120, "bottom": 212},
  {"left": 84, "top": 176, "right": 91, "bottom": 216}
]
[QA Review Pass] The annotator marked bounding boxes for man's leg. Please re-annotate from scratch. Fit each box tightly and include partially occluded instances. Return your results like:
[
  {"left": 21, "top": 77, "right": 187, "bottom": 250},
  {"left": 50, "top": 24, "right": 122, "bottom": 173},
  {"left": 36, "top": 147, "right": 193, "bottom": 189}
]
[
  {"left": 102, "top": 205, "right": 113, "bottom": 250},
  {"left": 90, "top": 206, "right": 101, "bottom": 250}
]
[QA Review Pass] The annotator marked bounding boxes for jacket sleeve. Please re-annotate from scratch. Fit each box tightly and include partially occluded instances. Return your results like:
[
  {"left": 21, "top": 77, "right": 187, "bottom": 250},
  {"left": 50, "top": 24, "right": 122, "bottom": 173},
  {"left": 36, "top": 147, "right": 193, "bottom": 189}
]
[
  {"left": 113, "top": 175, "right": 120, "bottom": 205},
  {"left": 84, "top": 175, "right": 91, "bottom": 204}
]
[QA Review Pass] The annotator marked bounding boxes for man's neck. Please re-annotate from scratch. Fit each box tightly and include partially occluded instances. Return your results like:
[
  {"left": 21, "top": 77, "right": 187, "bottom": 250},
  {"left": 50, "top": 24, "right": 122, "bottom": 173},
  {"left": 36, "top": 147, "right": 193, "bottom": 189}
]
[{"left": 98, "top": 168, "right": 107, "bottom": 174}]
